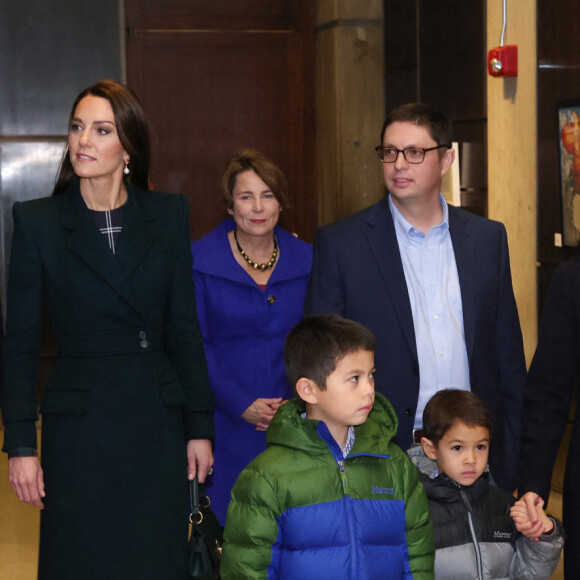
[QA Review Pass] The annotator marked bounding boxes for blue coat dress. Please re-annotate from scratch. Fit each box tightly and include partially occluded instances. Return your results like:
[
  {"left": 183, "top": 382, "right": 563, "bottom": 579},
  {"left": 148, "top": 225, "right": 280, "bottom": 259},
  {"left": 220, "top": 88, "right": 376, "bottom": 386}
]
[{"left": 191, "top": 219, "right": 312, "bottom": 523}]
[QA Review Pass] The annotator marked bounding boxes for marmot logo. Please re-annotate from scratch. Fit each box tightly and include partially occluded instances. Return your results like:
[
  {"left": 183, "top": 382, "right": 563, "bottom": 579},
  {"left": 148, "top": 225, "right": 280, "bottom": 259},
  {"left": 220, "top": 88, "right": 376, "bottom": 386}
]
[
  {"left": 372, "top": 486, "right": 394, "bottom": 494},
  {"left": 493, "top": 531, "right": 512, "bottom": 539}
]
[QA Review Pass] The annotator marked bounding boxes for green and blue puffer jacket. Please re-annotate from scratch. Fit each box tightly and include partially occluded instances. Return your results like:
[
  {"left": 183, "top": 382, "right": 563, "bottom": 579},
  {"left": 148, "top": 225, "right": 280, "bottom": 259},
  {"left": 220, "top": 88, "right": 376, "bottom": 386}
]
[{"left": 221, "top": 393, "right": 434, "bottom": 579}]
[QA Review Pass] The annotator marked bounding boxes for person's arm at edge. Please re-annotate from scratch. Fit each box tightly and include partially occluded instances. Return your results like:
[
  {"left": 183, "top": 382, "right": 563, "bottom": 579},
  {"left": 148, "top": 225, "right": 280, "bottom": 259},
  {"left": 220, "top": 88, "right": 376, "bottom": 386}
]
[
  {"left": 2, "top": 202, "right": 45, "bottom": 506},
  {"left": 518, "top": 263, "right": 577, "bottom": 503},
  {"left": 304, "top": 226, "right": 345, "bottom": 316},
  {"left": 494, "top": 223, "right": 526, "bottom": 491},
  {"left": 163, "top": 195, "right": 214, "bottom": 479}
]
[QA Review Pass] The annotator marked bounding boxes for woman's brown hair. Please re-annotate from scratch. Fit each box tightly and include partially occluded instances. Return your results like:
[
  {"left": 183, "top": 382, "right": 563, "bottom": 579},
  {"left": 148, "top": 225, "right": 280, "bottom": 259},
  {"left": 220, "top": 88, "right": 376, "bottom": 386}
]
[
  {"left": 53, "top": 79, "right": 151, "bottom": 195},
  {"left": 221, "top": 149, "right": 290, "bottom": 210}
]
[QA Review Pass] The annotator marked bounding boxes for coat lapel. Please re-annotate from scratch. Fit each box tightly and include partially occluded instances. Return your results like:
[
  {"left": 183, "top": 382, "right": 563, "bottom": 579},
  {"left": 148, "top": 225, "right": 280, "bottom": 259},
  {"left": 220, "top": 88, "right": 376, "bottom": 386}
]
[
  {"left": 365, "top": 198, "right": 418, "bottom": 361},
  {"left": 115, "top": 188, "right": 157, "bottom": 280},
  {"left": 448, "top": 205, "right": 475, "bottom": 360},
  {"left": 60, "top": 183, "right": 153, "bottom": 316}
]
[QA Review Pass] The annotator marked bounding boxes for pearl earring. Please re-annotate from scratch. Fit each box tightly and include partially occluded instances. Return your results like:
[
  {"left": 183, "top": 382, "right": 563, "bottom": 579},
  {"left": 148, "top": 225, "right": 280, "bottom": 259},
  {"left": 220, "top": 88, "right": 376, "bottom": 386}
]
[{"left": 123, "top": 160, "right": 130, "bottom": 175}]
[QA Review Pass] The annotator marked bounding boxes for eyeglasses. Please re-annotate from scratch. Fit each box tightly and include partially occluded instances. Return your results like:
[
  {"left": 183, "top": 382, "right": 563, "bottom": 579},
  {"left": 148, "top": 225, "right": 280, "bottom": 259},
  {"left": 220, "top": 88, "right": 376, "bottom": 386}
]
[{"left": 375, "top": 144, "right": 451, "bottom": 164}]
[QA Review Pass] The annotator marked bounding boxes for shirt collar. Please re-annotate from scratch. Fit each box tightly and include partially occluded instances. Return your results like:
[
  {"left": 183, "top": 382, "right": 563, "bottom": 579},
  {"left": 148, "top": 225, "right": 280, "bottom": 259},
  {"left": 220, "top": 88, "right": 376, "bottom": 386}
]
[
  {"left": 342, "top": 425, "right": 355, "bottom": 457},
  {"left": 388, "top": 193, "right": 449, "bottom": 241}
]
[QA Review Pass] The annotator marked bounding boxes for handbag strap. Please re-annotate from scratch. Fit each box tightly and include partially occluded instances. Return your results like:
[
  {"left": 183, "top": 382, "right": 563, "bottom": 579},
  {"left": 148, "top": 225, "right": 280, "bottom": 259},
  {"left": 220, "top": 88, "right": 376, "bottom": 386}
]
[{"left": 189, "top": 477, "right": 210, "bottom": 524}]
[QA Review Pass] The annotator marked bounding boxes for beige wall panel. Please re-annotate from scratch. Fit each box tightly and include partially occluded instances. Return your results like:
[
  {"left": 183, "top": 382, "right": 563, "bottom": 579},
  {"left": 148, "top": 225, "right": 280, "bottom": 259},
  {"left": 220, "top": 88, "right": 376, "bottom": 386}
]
[
  {"left": 316, "top": 0, "right": 382, "bottom": 27},
  {"left": 316, "top": 0, "right": 385, "bottom": 225},
  {"left": 487, "top": 0, "right": 537, "bottom": 364}
]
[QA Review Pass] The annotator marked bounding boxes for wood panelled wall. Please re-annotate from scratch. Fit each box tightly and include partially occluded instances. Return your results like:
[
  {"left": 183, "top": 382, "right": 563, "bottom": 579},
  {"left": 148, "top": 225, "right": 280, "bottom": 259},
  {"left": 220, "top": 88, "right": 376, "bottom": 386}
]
[{"left": 124, "top": 0, "right": 316, "bottom": 242}]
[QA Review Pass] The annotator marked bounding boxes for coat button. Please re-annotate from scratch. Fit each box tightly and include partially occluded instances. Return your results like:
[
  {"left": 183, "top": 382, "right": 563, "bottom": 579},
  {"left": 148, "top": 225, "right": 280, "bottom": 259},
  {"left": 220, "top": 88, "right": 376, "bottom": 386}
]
[
  {"left": 405, "top": 407, "right": 413, "bottom": 416},
  {"left": 267, "top": 295, "right": 276, "bottom": 304},
  {"left": 140, "top": 340, "right": 149, "bottom": 349}
]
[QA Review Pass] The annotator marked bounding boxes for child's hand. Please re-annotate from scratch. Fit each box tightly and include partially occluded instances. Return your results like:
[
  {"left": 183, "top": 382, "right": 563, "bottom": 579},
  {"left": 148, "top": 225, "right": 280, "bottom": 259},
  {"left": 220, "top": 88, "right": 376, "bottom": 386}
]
[{"left": 510, "top": 497, "right": 554, "bottom": 541}]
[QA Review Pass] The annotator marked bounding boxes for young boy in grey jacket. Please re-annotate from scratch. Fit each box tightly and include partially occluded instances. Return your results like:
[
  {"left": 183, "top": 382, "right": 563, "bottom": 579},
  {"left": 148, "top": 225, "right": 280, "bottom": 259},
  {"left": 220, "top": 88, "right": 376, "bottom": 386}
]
[{"left": 418, "top": 389, "right": 563, "bottom": 579}]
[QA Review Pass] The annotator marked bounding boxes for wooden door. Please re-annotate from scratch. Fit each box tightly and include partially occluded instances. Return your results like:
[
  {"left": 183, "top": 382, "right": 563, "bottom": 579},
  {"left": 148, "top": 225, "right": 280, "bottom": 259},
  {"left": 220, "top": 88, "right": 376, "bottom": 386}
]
[{"left": 124, "top": 0, "right": 316, "bottom": 241}]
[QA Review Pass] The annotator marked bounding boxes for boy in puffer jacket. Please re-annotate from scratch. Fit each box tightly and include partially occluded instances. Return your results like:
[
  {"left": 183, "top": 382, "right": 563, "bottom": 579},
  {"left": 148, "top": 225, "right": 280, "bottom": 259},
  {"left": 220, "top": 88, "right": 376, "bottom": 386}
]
[
  {"left": 419, "top": 389, "right": 563, "bottom": 579},
  {"left": 221, "top": 315, "right": 434, "bottom": 579}
]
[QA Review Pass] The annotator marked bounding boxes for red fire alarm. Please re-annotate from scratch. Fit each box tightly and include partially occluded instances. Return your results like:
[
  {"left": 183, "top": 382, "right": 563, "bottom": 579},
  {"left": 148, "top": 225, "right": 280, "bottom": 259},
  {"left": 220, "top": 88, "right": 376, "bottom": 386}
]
[{"left": 488, "top": 45, "right": 518, "bottom": 77}]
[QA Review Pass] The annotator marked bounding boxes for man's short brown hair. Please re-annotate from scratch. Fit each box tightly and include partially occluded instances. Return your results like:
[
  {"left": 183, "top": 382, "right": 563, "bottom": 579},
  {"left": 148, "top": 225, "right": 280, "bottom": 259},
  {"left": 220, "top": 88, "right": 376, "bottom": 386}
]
[{"left": 380, "top": 102, "right": 452, "bottom": 150}]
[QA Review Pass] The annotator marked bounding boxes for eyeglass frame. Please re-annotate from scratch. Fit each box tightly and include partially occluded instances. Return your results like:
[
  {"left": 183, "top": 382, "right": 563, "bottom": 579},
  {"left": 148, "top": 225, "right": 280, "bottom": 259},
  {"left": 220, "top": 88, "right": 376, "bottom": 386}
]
[{"left": 374, "top": 144, "right": 451, "bottom": 164}]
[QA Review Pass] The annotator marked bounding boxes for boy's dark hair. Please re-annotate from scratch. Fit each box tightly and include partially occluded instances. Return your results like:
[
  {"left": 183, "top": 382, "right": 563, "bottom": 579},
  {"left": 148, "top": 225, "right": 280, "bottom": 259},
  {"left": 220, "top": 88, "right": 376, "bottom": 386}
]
[
  {"left": 284, "top": 315, "right": 376, "bottom": 394},
  {"left": 379, "top": 102, "right": 452, "bottom": 151},
  {"left": 423, "top": 389, "right": 492, "bottom": 446}
]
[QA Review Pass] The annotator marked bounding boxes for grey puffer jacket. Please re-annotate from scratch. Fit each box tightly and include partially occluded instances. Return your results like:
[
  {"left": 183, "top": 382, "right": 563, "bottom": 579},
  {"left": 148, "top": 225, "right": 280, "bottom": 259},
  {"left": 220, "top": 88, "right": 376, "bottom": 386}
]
[{"left": 420, "top": 469, "right": 564, "bottom": 579}]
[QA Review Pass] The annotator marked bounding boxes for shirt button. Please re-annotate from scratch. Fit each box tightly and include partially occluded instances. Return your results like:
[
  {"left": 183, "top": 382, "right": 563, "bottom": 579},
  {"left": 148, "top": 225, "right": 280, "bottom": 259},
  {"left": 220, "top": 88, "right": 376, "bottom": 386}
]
[
  {"left": 139, "top": 330, "right": 147, "bottom": 339},
  {"left": 140, "top": 339, "right": 149, "bottom": 349},
  {"left": 267, "top": 295, "right": 276, "bottom": 304},
  {"left": 433, "top": 314, "right": 439, "bottom": 320}
]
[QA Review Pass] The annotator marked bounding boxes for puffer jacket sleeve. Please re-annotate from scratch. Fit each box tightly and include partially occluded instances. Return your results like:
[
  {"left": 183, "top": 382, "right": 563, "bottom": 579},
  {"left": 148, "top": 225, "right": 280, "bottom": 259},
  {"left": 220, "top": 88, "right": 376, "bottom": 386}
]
[
  {"left": 221, "top": 464, "right": 280, "bottom": 579},
  {"left": 402, "top": 454, "right": 435, "bottom": 579},
  {"left": 511, "top": 517, "right": 564, "bottom": 580}
]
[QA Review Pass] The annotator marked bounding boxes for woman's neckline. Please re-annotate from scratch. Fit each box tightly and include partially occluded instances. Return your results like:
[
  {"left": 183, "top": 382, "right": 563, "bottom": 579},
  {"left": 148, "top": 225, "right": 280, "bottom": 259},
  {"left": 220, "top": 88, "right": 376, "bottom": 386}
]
[{"left": 87, "top": 199, "right": 128, "bottom": 213}]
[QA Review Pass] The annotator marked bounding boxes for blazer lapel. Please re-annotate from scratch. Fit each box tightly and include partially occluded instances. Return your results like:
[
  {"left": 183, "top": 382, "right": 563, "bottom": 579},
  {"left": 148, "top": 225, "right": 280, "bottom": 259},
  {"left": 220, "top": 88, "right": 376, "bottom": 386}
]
[
  {"left": 61, "top": 183, "right": 149, "bottom": 316},
  {"left": 116, "top": 188, "right": 157, "bottom": 280},
  {"left": 448, "top": 206, "right": 475, "bottom": 360},
  {"left": 365, "top": 198, "right": 418, "bottom": 360}
]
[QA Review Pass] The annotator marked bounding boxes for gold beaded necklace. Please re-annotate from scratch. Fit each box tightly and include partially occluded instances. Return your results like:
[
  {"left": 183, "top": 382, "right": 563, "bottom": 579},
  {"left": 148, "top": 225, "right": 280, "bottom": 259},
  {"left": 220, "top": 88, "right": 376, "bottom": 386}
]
[{"left": 233, "top": 229, "right": 278, "bottom": 271}]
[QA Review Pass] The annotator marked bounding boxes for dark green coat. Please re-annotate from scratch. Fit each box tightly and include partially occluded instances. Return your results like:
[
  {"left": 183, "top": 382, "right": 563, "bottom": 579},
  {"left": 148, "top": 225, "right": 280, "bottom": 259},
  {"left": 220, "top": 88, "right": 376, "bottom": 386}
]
[{"left": 1, "top": 182, "right": 214, "bottom": 579}]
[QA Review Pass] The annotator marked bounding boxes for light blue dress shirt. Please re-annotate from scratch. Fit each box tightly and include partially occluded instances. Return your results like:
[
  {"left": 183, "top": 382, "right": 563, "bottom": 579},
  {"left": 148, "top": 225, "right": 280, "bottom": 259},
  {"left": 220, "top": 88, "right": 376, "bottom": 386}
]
[{"left": 389, "top": 194, "right": 470, "bottom": 428}]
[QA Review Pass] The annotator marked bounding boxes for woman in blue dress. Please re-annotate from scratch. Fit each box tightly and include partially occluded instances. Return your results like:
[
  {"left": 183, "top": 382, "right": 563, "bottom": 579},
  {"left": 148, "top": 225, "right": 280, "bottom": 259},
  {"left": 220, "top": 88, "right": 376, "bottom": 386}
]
[{"left": 191, "top": 149, "right": 312, "bottom": 524}]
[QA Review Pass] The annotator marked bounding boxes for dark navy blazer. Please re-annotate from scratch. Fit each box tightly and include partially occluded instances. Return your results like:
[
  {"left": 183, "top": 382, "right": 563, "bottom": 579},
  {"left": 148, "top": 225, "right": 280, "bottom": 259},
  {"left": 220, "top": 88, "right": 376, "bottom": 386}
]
[{"left": 305, "top": 196, "right": 526, "bottom": 491}]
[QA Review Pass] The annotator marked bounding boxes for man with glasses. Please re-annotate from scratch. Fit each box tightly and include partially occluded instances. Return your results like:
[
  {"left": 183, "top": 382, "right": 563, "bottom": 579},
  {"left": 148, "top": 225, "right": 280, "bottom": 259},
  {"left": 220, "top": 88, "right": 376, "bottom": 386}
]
[{"left": 305, "top": 102, "right": 525, "bottom": 493}]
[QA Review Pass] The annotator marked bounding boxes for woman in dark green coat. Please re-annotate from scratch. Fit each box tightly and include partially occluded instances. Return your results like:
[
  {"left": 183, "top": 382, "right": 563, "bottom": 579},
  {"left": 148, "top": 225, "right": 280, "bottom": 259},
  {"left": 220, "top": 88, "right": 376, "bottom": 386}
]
[{"left": 0, "top": 80, "right": 214, "bottom": 579}]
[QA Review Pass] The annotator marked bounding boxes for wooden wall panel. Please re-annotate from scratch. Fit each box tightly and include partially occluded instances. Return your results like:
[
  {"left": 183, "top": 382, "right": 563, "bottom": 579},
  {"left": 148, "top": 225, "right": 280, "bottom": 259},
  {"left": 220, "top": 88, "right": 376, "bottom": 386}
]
[
  {"left": 126, "top": 0, "right": 299, "bottom": 31},
  {"left": 124, "top": 0, "right": 316, "bottom": 241}
]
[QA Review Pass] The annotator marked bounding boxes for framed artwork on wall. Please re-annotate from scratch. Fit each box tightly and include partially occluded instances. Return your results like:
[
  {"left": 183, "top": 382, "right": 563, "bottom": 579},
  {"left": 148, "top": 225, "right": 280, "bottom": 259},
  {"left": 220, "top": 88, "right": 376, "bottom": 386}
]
[{"left": 558, "top": 100, "right": 580, "bottom": 246}]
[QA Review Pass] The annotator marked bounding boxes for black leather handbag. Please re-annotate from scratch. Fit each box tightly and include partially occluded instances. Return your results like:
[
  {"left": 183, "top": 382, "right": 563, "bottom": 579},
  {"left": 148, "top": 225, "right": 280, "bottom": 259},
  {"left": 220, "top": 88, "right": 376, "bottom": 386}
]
[{"left": 188, "top": 477, "right": 222, "bottom": 580}]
